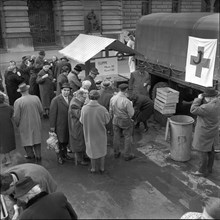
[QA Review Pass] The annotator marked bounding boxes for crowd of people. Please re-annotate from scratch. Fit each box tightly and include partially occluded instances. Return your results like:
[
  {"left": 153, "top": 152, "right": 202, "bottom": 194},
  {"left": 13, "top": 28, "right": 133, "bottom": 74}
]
[{"left": 0, "top": 49, "right": 220, "bottom": 219}]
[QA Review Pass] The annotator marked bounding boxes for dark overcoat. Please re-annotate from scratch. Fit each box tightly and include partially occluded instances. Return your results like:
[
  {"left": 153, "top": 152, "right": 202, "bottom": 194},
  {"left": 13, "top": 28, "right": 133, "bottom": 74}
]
[
  {"left": 0, "top": 103, "right": 16, "bottom": 153},
  {"left": 68, "top": 97, "right": 85, "bottom": 153},
  {"left": 190, "top": 97, "right": 220, "bottom": 152},
  {"left": 36, "top": 69, "right": 55, "bottom": 109},
  {"left": 5, "top": 163, "right": 57, "bottom": 193},
  {"left": 132, "top": 94, "right": 154, "bottom": 123},
  {"left": 50, "top": 94, "right": 71, "bottom": 143},
  {"left": 19, "top": 192, "right": 77, "bottom": 220},
  {"left": 84, "top": 75, "right": 97, "bottom": 91},
  {"left": 5, "top": 69, "right": 24, "bottom": 105}
]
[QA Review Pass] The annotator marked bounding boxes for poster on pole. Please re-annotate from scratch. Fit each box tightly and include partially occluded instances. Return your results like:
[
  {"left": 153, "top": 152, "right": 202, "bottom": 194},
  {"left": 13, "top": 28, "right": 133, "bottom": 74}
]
[
  {"left": 95, "top": 57, "right": 118, "bottom": 75},
  {"left": 185, "top": 36, "right": 217, "bottom": 87}
]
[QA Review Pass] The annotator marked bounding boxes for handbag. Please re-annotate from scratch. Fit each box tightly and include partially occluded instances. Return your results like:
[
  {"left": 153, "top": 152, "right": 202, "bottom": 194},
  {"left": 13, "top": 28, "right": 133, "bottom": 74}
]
[{"left": 46, "top": 132, "right": 59, "bottom": 153}]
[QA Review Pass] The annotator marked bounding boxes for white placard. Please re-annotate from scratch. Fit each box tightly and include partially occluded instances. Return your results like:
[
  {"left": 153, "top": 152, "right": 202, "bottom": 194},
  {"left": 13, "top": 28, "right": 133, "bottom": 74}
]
[
  {"left": 95, "top": 57, "right": 118, "bottom": 75},
  {"left": 185, "top": 36, "right": 217, "bottom": 87}
]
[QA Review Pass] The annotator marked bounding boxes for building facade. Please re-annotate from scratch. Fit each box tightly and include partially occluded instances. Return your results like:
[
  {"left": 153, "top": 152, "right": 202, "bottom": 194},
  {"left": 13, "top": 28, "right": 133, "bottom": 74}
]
[{"left": 0, "top": 0, "right": 219, "bottom": 53}]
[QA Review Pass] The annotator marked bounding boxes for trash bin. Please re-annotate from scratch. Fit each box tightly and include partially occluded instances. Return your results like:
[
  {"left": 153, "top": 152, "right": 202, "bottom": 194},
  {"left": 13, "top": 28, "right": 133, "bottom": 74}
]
[{"left": 165, "top": 115, "right": 194, "bottom": 162}]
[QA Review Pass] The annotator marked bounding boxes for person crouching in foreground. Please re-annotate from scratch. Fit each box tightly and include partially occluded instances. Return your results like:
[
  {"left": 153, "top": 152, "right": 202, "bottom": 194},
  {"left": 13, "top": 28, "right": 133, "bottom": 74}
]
[
  {"left": 80, "top": 90, "right": 110, "bottom": 174},
  {"left": 13, "top": 176, "right": 77, "bottom": 220}
]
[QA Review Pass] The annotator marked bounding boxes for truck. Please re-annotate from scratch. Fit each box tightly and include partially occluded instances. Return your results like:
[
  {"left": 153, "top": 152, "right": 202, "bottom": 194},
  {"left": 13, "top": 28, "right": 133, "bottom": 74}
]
[{"left": 135, "top": 13, "right": 219, "bottom": 112}]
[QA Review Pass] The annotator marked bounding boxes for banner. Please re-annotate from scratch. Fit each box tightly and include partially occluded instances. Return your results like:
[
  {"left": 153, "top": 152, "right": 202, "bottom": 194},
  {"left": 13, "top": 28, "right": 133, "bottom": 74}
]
[
  {"left": 95, "top": 57, "right": 118, "bottom": 75},
  {"left": 185, "top": 36, "right": 217, "bottom": 87}
]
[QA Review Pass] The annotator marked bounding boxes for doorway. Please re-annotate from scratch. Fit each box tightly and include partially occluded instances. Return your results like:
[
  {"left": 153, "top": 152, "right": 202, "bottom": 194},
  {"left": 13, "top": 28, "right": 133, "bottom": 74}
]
[{"left": 27, "top": 0, "right": 55, "bottom": 47}]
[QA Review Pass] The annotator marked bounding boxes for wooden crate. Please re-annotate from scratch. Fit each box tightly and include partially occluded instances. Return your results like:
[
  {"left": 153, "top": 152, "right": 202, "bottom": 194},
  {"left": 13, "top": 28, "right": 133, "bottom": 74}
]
[
  {"left": 156, "top": 87, "right": 179, "bottom": 104},
  {"left": 154, "top": 98, "right": 176, "bottom": 115}
]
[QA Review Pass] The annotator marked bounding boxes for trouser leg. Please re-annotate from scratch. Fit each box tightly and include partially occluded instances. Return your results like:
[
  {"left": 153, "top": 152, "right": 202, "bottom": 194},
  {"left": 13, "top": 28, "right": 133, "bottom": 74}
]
[
  {"left": 91, "top": 159, "right": 96, "bottom": 171},
  {"left": 198, "top": 152, "right": 208, "bottom": 174},
  {"left": 100, "top": 157, "right": 105, "bottom": 171},
  {"left": 33, "top": 144, "right": 41, "bottom": 158},
  {"left": 123, "top": 126, "right": 133, "bottom": 158},
  {"left": 113, "top": 125, "right": 121, "bottom": 154},
  {"left": 24, "top": 146, "right": 35, "bottom": 158},
  {"left": 207, "top": 146, "right": 215, "bottom": 173}
]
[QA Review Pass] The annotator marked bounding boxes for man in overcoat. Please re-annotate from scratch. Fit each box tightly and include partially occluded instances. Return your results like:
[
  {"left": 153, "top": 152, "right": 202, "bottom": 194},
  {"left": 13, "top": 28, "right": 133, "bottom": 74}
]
[
  {"left": 36, "top": 61, "right": 56, "bottom": 118},
  {"left": 128, "top": 62, "right": 151, "bottom": 98},
  {"left": 84, "top": 67, "right": 99, "bottom": 91},
  {"left": 50, "top": 83, "right": 72, "bottom": 164},
  {"left": 56, "top": 65, "right": 70, "bottom": 95},
  {"left": 13, "top": 176, "right": 77, "bottom": 220},
  {"left": 68, "top": 90, "right": 88, "bottom": 166},
  {"left": 68, "top": 64, "right": 82, "bottom": 93},
  {"left": 34, "top": 50, "right": 45, "bottom": 73},
  {"left": 14, "top": 83, "right": 43, "bottom": 162},
  {"left": 190, "top": 87, "right": 220, "bottom": 177},
  {"left": 80, "top": 90, "right": 110, "bottom": 173}
]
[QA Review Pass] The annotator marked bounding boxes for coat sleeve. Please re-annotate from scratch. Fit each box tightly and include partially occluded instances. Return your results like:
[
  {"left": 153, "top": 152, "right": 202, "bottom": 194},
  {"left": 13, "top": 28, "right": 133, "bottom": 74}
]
[
  {"left": 13, "top": 100, "right": 21, "bottom": 127},
  {"left": 49, "top": 98, "right": 58, "bottom": 130},
  {"left": 190, "top": 98, "right": 209, "bottom": 117},
  {"left": 65, "top": 200, "right": 78, "bottom": 219},
  {"left": 36, "top": 71, "right": 46, "bottom": 84},
  {"left": 104, "top": 108, "right": 110, "bottom": 125},
  {"left": 69, "top": 103, "right": 81, "bottom": 119},
  {"left": 36, "top": 97, "right": 43, "bottom": 117}
]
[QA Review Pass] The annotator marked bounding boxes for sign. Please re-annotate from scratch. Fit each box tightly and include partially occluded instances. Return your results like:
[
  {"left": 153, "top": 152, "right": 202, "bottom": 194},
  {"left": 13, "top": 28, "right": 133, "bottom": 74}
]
[
  {"left": 185, "top": 36, "right": 217, "bottom": 87},
  {"left": 95, "top": 57, "right": 118, "bottom": 75}
]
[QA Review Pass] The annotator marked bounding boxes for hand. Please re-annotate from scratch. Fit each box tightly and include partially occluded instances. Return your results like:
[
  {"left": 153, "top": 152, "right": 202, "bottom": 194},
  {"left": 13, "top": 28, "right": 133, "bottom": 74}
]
[
  {"left": 198, "top": 94, "right": 203, "bottom": 99},
  {"left": 42, "top": 73, "right": 49, "bottom": 79},
  {"left": 17, "top": 72, "right": 21, "bottom": 76},
  {"left": 50, "top": 127, "right": 55, "bottom": 132},
  {"left": 143, "top": 83, "right": 147, "bottom": 87}
]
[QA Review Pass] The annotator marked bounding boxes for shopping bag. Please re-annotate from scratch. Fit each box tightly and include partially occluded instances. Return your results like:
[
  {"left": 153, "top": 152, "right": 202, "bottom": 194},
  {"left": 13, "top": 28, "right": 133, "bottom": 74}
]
[{"left": 46, "top": 132, "right": 59, "bottom": 153}]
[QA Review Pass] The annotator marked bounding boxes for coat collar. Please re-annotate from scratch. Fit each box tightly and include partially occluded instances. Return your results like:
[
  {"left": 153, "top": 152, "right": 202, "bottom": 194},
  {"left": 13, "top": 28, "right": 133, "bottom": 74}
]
[
  {"left": 87, "top": 100, "right": 100, "bottom": 106},
  {"left": 26, "top": 191, "right": 48, "bottom": 208},
  {"left": 58, "top": 94, "right": 70, "bottom": 107}
]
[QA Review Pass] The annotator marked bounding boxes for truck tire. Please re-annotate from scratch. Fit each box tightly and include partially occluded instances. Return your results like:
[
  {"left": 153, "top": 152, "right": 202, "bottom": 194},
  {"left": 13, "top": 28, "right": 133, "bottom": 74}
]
[{"left": 151, "top": 82, "right": 168, "bottom": 100}]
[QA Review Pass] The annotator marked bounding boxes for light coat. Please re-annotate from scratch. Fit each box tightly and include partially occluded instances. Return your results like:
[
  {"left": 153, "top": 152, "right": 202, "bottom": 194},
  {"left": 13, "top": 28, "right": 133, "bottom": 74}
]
[
  {"left": 5, "top": 163, "right": 57, "bottom": 194},
  {"left": 80, "top": 100, "right": 110, "bottom": 159},
  {"left": 50, "top": 94, "right": 71, "bottom": 143},
  {"left": 190, "top": 97, "right": 220, "bottom": 152},
  {"left": 14, "top": 95, "right": 43, "bottom": 147}
]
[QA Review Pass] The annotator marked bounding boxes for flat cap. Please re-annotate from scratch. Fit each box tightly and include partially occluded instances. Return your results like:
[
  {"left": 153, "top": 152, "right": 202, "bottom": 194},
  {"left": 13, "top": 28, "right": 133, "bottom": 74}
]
[
  {"left": 118, "top": 83, "right": 128, "bottom": 90},
  {"left": 90, "top": 67, "right": 99, "bottom": 75}
]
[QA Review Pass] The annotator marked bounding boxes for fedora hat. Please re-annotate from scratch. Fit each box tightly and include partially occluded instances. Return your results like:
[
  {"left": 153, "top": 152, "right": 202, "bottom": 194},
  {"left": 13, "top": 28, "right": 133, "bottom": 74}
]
[
  {"left": 61, "top": 82, "right": 71, "bottom": 89},
  {"left": 74, "top": 64, "right": 82, "bottom": 72},
  {"left": 203, "top": 87, "right": 218, "bottom": 97},
  {"left": 17, "top": 83, "right": 30, "bottom": 93},
  {"left": 14, "top": 176, "right": 38, "bottom": 199},
  {"left": 90, "top": 67, "right": 99, "bottom": 75},
  {"left": 60, "top": 56, "right": 69, "bottom": 62}
]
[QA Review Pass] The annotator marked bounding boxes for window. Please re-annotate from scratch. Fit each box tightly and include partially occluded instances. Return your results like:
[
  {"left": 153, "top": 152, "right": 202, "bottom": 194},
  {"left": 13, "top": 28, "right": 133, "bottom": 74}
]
[
  {"left": 172, "top": 0, "right": 181, "bottom": 13},
  {"left": 142, "top": 0, "right": 152, "bottom": 15}
]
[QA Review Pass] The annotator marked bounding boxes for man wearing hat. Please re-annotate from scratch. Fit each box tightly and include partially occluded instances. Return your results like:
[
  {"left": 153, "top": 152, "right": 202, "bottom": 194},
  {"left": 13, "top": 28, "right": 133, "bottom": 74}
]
[
  {"left": 50, "top": 83, "right": 73, "bottom": 164},
  {"left": 56, "top": 65, "right": 70, "bottom": 95},
  {"left": 13, "top": 176, "right": 77, "bottom": 219},
  {"left": 128, "top": 62, "right": 151, "bottom": 98},
  {"left": 68, "top": 64, "right": 83, "bottom": 93},
  {"left": 14, "top": 83, "right": 43, "bottom": 161},
  {"left": 84, "top": 67, "right": 99, "bottom": 91},
  {"left": 34, "top": 50, "right": 46, "bottom": 72},
  {"left": 54, "top": 56, "right": 72, "bottom": 80},
  {"left": 109, "top": 83, "right": 135, "bottom": 161},
  {"left": 190, "top": 87, "right": 220, "bottom": 177},
  {"left": 36, "top": 60, "right": 56, "bottom": 118}
]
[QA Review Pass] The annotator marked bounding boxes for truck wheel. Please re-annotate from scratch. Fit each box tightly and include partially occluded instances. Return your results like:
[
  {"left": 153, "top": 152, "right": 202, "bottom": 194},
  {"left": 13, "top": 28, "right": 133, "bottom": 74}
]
[{"left": 151, "top": 82, "right": 168, "bottom": 100}]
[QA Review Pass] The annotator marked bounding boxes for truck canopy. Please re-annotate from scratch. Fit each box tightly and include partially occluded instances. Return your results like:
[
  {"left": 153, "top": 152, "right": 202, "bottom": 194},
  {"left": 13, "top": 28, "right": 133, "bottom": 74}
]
[{"left": 135, "top": 13, "right": 219, "bottom": 81}]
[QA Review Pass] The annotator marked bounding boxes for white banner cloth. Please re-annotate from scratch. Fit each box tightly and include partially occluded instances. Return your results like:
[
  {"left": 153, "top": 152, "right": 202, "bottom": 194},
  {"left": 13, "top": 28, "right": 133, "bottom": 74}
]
[{"left": 185, "top": 36, "right": 217, "bottom": 87}]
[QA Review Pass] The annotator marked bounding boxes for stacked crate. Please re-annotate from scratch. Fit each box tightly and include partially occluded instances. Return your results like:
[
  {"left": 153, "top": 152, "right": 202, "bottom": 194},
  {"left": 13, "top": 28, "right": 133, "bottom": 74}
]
[{"left": 154, "top": 87, "right": 179, "bottom": 115}]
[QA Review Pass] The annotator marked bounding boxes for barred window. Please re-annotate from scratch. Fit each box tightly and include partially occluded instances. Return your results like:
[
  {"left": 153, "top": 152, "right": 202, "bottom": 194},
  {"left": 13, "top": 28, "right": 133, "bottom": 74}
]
[{"left": 142, "top": 0, "right": 152, "bottom": 15}]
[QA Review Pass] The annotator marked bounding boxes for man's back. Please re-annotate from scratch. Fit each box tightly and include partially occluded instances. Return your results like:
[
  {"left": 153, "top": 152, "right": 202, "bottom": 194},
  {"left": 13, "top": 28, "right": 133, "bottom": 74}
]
[{"left": 20, "top": 192, "right": 77, "bottom": 220}]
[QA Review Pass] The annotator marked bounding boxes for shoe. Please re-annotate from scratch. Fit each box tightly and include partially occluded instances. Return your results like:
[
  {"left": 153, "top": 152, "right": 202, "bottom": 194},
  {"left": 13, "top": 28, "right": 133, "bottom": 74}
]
[
  {"left": 90, "top": 169, "right": 96, "bottom": 174},
  {"left": 24, "top": 155, "right": 35, "bottom": 159},
  {"left": 35, "top": 157, "right": 42, "bottom": 163},
  {"left": 114, "top": 152, "right": 121, "bottom": 158},
  {"left": 99, "top": 169, "right": 105, "bottom": 175},
  {"left": 191, "top": 171, "right": 208, "bottom": 177},
  {"left": 64, "top": 155, "right": 73, "bottom": 160},
  {"left": 124, "top": 155, "right": 136, "bottom": 161},
  {"left": 57, "top": 157, "right": 64, "bottom": 165},
  {"left": 78, "top": 160, "right": 89, "bottom": 166}
]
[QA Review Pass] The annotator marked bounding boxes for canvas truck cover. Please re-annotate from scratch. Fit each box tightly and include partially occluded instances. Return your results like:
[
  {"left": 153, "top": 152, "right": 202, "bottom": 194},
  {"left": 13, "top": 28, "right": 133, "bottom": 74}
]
[{"left": 135, "top": 13, "right": 219, "bottom": 82}]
